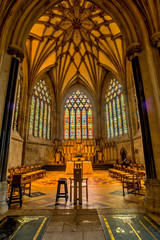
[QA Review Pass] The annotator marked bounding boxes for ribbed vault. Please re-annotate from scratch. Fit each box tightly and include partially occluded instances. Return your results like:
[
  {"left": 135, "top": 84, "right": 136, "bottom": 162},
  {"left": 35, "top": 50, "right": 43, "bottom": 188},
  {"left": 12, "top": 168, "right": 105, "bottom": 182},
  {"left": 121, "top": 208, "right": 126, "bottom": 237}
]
[{"left": 25, "top": 0, "right": 124, "bottom": 95}]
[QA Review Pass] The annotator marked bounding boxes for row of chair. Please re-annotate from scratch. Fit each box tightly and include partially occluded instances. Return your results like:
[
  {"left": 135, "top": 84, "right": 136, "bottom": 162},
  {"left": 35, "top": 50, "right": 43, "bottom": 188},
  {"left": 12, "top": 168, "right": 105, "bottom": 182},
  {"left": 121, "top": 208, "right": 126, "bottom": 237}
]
[
  {"left": 8, "top": 165, "right": 42, "bottom": 175},
  {"left": 7, "top": 165, "right": 47, "bottom": 207},
  {"left": 109, "top": 164, "right": 146, "bottom": 196},
  {"left": 113, "top": 163, "right": 145, "bottom": 171}
]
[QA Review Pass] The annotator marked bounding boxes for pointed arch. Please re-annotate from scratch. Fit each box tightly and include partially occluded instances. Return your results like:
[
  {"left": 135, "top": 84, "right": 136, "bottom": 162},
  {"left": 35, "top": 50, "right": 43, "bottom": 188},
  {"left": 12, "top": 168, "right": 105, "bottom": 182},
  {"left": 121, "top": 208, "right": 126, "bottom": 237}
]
[
  {"left": 105, "top": 79, "right": 128, "bottom": 138},
  {"left": 64, "top": 90, "right": 93, "bottom": 140},
  {"left": 29, "top": 79, "right": 51, "bottom": 139}
]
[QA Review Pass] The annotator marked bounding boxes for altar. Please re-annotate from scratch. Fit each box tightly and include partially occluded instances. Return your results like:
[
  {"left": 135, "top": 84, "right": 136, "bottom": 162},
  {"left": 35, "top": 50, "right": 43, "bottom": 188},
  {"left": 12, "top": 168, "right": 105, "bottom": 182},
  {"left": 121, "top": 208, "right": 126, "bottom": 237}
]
[
  {"left": 72, "top": 157, "right": 85, "bottom": 161},
  {"left": 66, "top": 161, "right": 93, "bottom": 174}
]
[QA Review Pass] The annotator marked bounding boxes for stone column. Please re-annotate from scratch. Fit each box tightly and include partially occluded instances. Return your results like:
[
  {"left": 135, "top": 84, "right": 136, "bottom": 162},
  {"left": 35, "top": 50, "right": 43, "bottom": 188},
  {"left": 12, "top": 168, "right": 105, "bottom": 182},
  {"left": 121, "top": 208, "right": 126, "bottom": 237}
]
[
  {"left": 0, "top": 45, "right": 24, "bottom": 214},
  {"left": 127, "top": 43, "right": 158, "bottom": 213}
]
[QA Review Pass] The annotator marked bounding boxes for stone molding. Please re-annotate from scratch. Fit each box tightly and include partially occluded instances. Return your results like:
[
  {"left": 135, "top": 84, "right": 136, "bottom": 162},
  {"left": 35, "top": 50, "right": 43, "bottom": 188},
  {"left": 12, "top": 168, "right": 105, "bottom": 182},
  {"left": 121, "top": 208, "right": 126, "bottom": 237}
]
[
  {"left": 126, "top": 43, "right": 142, "bottom": 60},
  {"left": 151, "top": 32, "right": 160, "bottom": 48},
  {"left": 8, "top": 45, "right": 24, "bottom": 62},
  {"left": 144, "top": 178, "right": 160, "bottom": 214}
]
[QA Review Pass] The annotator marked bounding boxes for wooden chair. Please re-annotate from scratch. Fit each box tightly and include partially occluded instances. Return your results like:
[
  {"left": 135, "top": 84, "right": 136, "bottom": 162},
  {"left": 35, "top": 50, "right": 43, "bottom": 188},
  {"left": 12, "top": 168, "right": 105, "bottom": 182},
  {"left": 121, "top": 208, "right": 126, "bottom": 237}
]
[
  {"left": 26, "top": 166, "right": 31, "bottom": 173},
  {"left": 9, "top": 174, "right": 22, "bottom": 208},
  {"left": 122, "top": 173, "right": 140, "bottom": 196},
  {"left": 69, "top": 161, "right": 88, "bottom": 202},
  {"left": 21, "top": 175, "right": 31, "bottom": 197}
]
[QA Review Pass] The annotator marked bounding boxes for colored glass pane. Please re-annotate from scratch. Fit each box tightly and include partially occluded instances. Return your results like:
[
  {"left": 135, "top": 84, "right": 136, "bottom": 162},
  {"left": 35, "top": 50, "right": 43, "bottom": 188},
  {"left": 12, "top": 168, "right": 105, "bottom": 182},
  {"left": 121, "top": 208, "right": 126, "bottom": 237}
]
[
  {"left": 106, "top": 104, "right": 110, "bottom": 138},
  {"left": 82, "top": 108, "right": 87, "bottom": 139},
  {"left": 47, "top": 105, "right": 51, "bottom": 139},
  {"left": 116, "top": 96, "right": 122, "bottom": 135},
  {"left": 121, "top": 93, "right": 128, "bottom": 134},
  {"left": 109, "top": 101, "right": 114, "bottom": 138},
  {"left": 70, "top": 108, "right": 75, "bottom": 139},
  {"left": 76, "top": 108, "right": 81, "bottom": 139},
  {"left": 34, "top": 98, "right": 40, "bottom": 137},
  {"left": 64, "top": 108, "right": 69, "bottom": 140},
  {"left": 113, "top": 99, "right": 118, "bottom": 136},
  {"left": 29, "top": 80, "right": 51, "bottom": 139},
  {"left": 105, "top": 78, "right": 127, "bottom": 138},
  {"left": 88, "top": 108, "right": 93, "bottom": 139},
  {"left": 64, "top": 90, "right": 93, "bottom": 139},
  {"left": 43, "top": 103, "right": 47, "bottom": 139},
  {"left": 29, "top": 96, "right": 35, "bottom": 135},
  {"left": 39, "top": 100, "right": 44, "bottom": 138}
]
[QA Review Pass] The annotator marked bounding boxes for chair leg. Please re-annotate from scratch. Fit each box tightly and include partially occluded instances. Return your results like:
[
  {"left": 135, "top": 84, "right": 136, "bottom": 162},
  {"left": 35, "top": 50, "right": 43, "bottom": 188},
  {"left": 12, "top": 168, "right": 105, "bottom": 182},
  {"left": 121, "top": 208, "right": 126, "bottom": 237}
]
[
  {"left": 9, "top": 186, "right": 13, "bottom": 208},
  {"left": 56, "top": 182, "right": 60, "bottom": 202},
  {"left": 66, "top": 183, "right": 68, "bottom": 201},
  {"left": 70, "top": 181, "right": 72, "bottom": 201},
  {"left": 122, "top": 182, "right": 125, "bottom": 196},
  {"left": 19, "top": 186, "right": 22, "bottom": 207},
  {"left": 86, "top": 184, "right": 88, "bottom": 201},
  {"left": 29, "top": 183, "right": 31, "bottom": 197}
]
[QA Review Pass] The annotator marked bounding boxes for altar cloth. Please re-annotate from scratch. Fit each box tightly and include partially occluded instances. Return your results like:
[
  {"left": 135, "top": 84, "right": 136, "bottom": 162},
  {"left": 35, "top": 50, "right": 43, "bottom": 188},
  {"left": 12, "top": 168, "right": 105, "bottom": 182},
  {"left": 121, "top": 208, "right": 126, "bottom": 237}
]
[{"left": 66, "top": 161, "right": 93, "bottom": 174}]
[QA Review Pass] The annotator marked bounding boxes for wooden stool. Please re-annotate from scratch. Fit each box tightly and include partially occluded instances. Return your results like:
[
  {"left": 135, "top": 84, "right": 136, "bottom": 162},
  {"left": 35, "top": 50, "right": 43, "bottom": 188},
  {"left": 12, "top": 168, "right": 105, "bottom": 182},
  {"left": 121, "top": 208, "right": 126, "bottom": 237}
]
[
  {"left": 9, "top": 174, "right": 22, "bottom": 208},
  {"left": 56, "top": 178, "right": 68, "bottom": 202}
]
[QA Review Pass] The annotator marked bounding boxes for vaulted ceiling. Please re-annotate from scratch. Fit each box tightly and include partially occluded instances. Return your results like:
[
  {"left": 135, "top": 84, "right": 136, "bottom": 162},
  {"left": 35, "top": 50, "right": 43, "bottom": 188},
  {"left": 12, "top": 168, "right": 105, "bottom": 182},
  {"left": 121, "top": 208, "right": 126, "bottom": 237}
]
[{"left": 25, "top": 0, "right": 125, "bottom": 95}]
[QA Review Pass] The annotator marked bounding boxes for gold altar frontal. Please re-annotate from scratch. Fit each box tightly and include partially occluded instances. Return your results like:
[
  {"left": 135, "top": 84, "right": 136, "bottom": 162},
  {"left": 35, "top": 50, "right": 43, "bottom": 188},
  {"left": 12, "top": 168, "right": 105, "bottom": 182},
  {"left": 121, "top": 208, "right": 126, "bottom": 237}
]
[{"left": 66, "top": 161, "right": 93, "bottom": 174}]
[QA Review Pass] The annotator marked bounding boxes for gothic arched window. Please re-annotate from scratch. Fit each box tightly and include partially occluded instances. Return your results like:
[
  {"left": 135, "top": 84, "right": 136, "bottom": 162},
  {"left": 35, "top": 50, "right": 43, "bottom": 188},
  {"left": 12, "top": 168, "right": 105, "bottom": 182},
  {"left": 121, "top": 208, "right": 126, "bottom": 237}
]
[
  {"left": 13, "top": 74, "right": 21, "bottom": 131},
  {"left": 64, "top": 90, "right": 93, "bottom": 140},
  {"left": 105, "top": 79, "right": 128, "bottom": 138},
  {"left": 29, "top": 80, "right": 51, "bottom": 139}
]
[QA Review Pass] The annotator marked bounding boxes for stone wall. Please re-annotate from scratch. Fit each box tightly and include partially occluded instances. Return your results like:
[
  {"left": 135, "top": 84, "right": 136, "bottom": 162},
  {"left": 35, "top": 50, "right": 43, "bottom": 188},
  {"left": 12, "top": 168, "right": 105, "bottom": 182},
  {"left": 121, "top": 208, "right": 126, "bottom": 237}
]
[
  {"left": 8, "top": 130, "right": 23, "bottom": 168},
  {"left": 133, "top": 134, "right": 145, "bottom": 165},
  {"left": 24, "top": 137, "right": 55, "bottom": 166},
  {"left": 116, "top": 139, "right": 132, "bottom": 163}
]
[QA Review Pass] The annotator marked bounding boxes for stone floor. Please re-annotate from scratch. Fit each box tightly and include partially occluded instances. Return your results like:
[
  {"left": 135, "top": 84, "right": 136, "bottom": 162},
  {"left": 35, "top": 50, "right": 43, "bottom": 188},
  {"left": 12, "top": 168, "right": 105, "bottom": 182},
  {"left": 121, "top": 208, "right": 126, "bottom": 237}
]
[{"left": 1, "top": 170, "right": 160, "bottom": 240}]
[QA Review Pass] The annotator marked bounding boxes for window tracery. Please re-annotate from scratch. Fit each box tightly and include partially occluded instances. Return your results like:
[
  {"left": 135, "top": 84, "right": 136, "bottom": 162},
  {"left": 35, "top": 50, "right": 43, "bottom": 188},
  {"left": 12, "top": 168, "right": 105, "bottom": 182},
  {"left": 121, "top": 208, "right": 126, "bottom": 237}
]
[
  {"left": 29, "top": 80, "right": 51, "bottom": 139},
  {"left": 64, "top": 90, "right": 93, "bottom": 140},
  {"left": 105, "top": 79, "right": 128, "bottom": 138}
]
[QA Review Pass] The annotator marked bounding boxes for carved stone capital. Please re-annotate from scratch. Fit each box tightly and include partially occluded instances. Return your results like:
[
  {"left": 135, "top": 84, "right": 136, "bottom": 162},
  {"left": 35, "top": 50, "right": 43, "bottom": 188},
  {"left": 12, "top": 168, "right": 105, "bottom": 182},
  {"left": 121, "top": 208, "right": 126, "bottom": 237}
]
[
  {"left": 144, "top": 178, "right": 160, "bottom": 214},
  {"left": 8, "top": 45, "right": 24, "bottom": 62},
  {"left": 126, "top": 43, "right": 142, "bottom": 61},
  {"left": 151, "top": 32, "right": 160, "bottom": 47}
]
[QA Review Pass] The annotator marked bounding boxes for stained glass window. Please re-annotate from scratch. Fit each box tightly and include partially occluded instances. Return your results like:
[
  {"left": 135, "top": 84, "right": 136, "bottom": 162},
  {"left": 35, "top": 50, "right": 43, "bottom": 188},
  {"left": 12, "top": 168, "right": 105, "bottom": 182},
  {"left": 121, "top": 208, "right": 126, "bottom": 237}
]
[
  {"left": 70, "top": 108, "right": 75, "bottom": 139},
  {"left": 82, "top": 108, "right": 87, "bottom": 139},
  {"left": 76, "top": 108, "right": 81, "bottom": 139},
  {"left": 105, "top": 79, "right": 128, "bottom": 138},
  {"left": 88, "top": 108, "right": 93, "bottom": 139},
  {"left": 13, "top": 74, "right": 21, "bottom": 131},
  {"left": 29, "top": 80, "right": 51, "bottom": 139},
  {"left": 64, "top": 90, "right": 93, "bottom": 139},
  {"left": 64, "top": 108, "right": 69, "bottom": 140}
]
